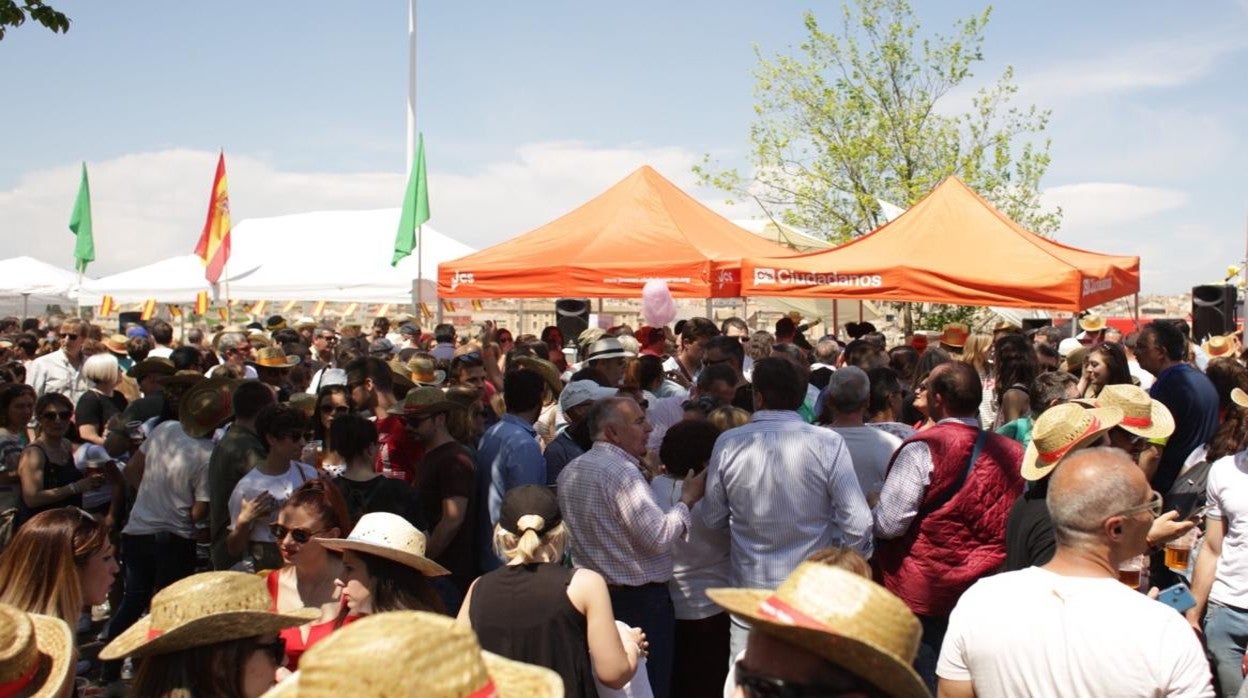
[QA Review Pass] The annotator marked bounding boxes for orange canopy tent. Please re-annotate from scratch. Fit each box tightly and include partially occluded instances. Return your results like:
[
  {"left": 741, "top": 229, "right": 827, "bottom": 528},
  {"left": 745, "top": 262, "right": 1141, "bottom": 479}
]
[
  {"left": 437, "top": 166, "right": 802, "bottom": 298},
  {"left": 739, "top": 177, "right": 1140, "bottom": 311}
]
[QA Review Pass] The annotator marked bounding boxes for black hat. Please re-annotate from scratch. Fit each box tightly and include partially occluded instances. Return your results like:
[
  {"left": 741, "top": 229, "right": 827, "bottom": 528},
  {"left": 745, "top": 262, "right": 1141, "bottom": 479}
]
[{"left": 499, "top": 485, "right": 561, "bottom": 536}]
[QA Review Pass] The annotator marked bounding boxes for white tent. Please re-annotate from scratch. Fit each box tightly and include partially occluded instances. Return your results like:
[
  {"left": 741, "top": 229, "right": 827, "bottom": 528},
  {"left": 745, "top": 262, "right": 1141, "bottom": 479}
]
[
  {"left": 0, "top": 256, "right": 89, "bottom": 316},
  {"left": 80, "top": 209, "right": 474, "bottom": 306}
]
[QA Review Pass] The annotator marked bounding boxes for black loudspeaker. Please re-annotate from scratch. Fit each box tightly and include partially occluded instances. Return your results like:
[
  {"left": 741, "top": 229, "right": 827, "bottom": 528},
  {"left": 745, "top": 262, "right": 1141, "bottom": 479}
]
[
  {"left": 1192, "top": 285, "right": 1238, "bottom": 340},
  {"left": 1021, "top": 318, "right": 1053, "bottom": 331},
  {"left": 117, "top": 312, "right": 143, "bottom": 334},
  {"left": 555, "top": 298, "right": 590, "bottom": 348}
]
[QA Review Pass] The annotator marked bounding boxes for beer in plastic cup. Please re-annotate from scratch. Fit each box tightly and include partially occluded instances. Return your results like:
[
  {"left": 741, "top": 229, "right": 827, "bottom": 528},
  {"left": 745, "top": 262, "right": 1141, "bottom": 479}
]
[
  {"left": 1165, "top": 529, "right": 1198, "bottom": 572},
  {"left": 1117, "top": 554, "right": 1145, "bottom": 590}
]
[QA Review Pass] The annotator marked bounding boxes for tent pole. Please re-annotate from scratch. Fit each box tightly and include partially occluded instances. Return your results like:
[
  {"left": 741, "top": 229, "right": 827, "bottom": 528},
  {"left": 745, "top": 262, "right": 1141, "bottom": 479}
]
[
  {"left": 832, "top": 301, "right": 839, "bottom": 337},
  {"left": 1243, "top": 212, "right": 1247, "bottom": 348},
  {"left": 518, "top": 299, "right": 526, "bottom": 336},
  {"left": 705, "top": 298, "right": 712, "bottom": 319},
  {"left": 858, "top": 300, "right": 863, "bottom": 323},
  {"left": 741, "top": 297, "right": 747, "bottom": 326},
  {"left": 1133, "top": 293, "right": 1140, "bottom": 331},
  {"left": 21, "top": 293, "right": 28, "bottom": 323},
  {"left": 417, "top": 224, "right": 426, "bottom": 322},
  {"left": 1072, "top": 313, "right": 1078, "bottom": 338}
]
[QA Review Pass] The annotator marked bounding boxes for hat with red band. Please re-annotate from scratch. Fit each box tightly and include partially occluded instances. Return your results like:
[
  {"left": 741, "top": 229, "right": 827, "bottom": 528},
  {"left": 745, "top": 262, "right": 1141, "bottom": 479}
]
[
  {"left": 1095, "top": 384, "right": 1174, "bottom": 440},
  {"left": 0, "top": 604, "right": 73, "bottom": 698},
  {"left": 1022, "top": 402, "right": 1124, "bottom": 481}
]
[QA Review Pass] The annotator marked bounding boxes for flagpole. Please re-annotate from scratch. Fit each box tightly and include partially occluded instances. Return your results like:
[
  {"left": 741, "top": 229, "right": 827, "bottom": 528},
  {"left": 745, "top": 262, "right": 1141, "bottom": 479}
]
[{"left": 407, "top": 0, "right": 422, "bottom": 320}]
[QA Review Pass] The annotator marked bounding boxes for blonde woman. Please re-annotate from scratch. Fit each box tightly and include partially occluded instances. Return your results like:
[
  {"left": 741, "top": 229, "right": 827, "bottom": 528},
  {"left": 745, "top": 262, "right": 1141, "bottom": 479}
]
[
  {"left": 76, "top": 353, "right": 128, "bottom": 445},
  {"left": 961, "top": 332, "right": 996, "bottom": 426},
  {"left": 0, "top": 507, "right": 118, "bottom": 627},
  {"left": 458, "top": 485, "right": 644, "bottom": 697}
]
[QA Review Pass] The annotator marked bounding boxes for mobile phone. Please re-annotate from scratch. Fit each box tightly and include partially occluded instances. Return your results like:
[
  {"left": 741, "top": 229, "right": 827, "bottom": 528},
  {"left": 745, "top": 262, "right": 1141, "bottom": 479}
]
[{"left": 1156, "top": 582, "right": 1196, "bottom": 614}]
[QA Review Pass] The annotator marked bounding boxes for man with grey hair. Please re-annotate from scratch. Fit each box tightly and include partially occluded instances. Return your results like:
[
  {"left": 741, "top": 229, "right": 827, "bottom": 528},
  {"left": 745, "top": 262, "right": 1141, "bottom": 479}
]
[
  {"left": 822, "top": 366, "right": 902, "bottom": 503},
  {"left": 558, "top": 396, "right": 707, "bottom": 698},
  {"left": 209, "top": 332, "right": 258, "bottom": 379},
  {"left": 938, "top": 448, "right": 1213, "bottom": 697}
]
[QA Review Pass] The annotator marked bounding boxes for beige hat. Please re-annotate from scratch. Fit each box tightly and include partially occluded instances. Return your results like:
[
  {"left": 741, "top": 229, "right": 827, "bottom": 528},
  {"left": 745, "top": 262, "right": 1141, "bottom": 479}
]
[
  {"left": 1078, "top": 314, "right": 1107, "bottom": 332},
  {"left": 708, "top": 563, "right": 926, "bottom": 698},
  {"left": 253, "top": 346, "right": 299, "bottom": 369},
  {"left": 938, "top": 323, "right": 969, "bottom": 349},
  {"left": 1203, "top": 335, "right": 1235, "bottom": 358},
  {"left": 1096, "top": 384, "right": 1174, "bottom": 440},
  {"left": 513, "top": 356, "right": 562, "bottom": 397},
  {"left": 1232, "top": 387, "right": 1248, "bottom": 409},
  {"left": 0, "top": 604, "right": 74, "bottom": 698},
  {"left": 103, "top": 334, "right": 129, "bottom": 356},
  {"left": 407, "top": 354, "right": 446, "bottom": 386},
  {"left": 100, "top": 571, "right": 319, "bottom": 660},
  {"left": 261, "top": 611, "right": 562, "bottom": 698},
  {"left": 316, "top": 512, "right": 450, "bottom": 577},
  {"left": 178, "top": 376, "right": 236, "bottom": 439},
  {"left": 1021, "top": 402, "right": 1124, "bottom": 481}
]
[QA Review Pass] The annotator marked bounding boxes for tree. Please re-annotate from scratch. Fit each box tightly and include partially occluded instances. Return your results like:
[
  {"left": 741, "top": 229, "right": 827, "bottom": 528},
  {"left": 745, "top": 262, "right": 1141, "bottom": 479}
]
[
  {"left": 696, "top": 0, "right": 1060, "bottom": 332},
  {"left": 0, "top": 1, "right": 69, "bottom": 41}
]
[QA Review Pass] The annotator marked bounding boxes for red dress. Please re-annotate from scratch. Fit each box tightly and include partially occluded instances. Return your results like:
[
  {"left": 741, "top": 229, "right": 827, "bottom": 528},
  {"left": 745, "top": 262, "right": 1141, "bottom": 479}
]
[{"left": 266, "top": 569, "right": 360, "bottom": 670}]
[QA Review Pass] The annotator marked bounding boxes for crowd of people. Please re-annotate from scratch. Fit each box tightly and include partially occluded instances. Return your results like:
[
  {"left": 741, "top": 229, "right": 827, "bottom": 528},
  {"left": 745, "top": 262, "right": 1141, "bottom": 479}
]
[{"left": 0, "top": 307, "right": 1244, "bottom": 697}]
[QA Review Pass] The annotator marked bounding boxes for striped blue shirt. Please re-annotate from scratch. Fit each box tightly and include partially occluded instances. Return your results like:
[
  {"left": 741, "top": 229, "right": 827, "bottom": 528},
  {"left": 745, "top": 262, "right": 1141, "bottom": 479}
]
[{"left": 702, "top": 410, "right": 873, "bottom": 590}]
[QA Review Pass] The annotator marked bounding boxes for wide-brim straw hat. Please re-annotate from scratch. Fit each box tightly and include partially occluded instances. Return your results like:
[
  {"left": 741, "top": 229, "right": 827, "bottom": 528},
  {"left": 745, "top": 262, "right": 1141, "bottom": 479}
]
[
  {"left": 938, "top": 323, "right": 969, "bottom": 348},
  {"left": 1203, "top": 334, "right": 1235, "bottom": 358},
  {"left": 179, "top": 376, "right": 236, "bottom": 439},
  {"left": 406, "top": 356, "right": 446, "bottom": 386},
  {"left": 316, "top": 512, "right": 450, "bottom": 577},
  {"left": 260, "top": 611, "right": 562, "bottom": 698},
  {"left": 1232, "top": 387, "right": 1248, "bottom": 409},
  {"left": 513, "top": 356, "right": 562, "bottom": 397},
  {"left": 386, "top": 358, "right": 416, "bottom": 392},
  {"left": 1096, "top": 384, "right": 1174, "bottom": 439},
  {"left": 103, "top": 334, "right": 129, "bottom": 356},
  {"left": 708, "top": 563, "right": 926, "bottom": 698},
  {"left": 100, "top": 571, "right": 319, "bottom": 661},
  {"left": 253, "top": 346, "right": 299, "bottom": 369},
  {"left": 1078, "top": 313, "right": 1107, "bottom": 332},
  {"left": 1021, "top": 402, "right": 1124, "bottom": 481},
  {"left": 0, "top": 604, "right": 74, "bottom": 698},
  {"left": 293, "top": 316, "right": 318, "bottom": 330}
]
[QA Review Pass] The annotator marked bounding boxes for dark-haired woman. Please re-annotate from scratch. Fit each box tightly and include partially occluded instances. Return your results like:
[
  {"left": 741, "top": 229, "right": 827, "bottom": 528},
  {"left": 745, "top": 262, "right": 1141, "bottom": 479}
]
[
  {"left": 17, "top": 393, "right": 103, "bottom": 525},
  {"left": 321, "top": 511, "right": 447, "bottom": 617},
  {"left": 1078, "top": 341, "right": 1134, "bottom": 399}
]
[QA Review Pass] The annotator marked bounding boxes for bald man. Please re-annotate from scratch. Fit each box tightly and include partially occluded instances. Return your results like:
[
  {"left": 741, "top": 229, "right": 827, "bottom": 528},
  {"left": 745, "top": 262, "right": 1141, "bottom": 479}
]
[{"left": 937, "top": 448, "right": 1213, "bottom": 697}]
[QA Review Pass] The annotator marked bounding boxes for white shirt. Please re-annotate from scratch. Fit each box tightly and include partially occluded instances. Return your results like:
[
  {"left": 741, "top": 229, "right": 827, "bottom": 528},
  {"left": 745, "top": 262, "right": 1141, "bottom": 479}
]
[
  {"left": 1206, "top": 450, "right": 1248, "bottom": 608},
  {"left": 650, "top": 475, "right": 731, "bottom": 620},
  {"left": 827, "top": 424, "right": 902, "bottom": 502},
  {"left": 873, "top": 417, "right": 979, "bottom": 539},
  {"left": 646, "top": 395, "right": 687, "bottom": 453},
  {"left": 701, "top": 410, "right": 872, "bottom": 589},
  {"left": 938, "top": 566, "right": 1213, "bottom": 697},
  {"left": 124, "top": 420, "right": 214, "bottom": 538},
  {"left": 148, "top": 346, "right": 173, "bottom": 359},
  {"left": 1128, "top": 359, "right": 1155, "bottom": 390},
  {"left": 227, "top": 461, "right": 319, "bottom": 543},
  {"left": 26, "top": 350, "right": 86, "bottom": 403}
]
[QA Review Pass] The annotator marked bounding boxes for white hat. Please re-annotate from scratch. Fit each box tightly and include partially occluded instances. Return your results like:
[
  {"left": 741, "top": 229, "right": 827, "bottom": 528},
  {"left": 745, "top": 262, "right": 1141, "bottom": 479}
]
[
  {"left": 585, "top": 337, "right": 634, "bottom": 362},
  {"left": 559, "top": 380, "right": 617, "bottom": 414},
  {"left": 1057, "top": 337, "right": 1082, "bottom": 358}
]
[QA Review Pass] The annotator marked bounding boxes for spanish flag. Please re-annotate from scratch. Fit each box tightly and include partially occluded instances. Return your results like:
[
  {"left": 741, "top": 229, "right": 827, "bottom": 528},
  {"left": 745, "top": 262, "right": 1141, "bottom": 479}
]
[
  {"left": 343, "top": 303, "right": 358, "bottom": 317},
  {"left": 194, "top": 291, "right": 210, "bottom": 316},
  {"left": 139, "top": 299, "right": 157, "bottom": 321},
  {"left": 217, "top": 307, "right": 229, "bottom": 322},
  {"left": 418, "top": 302, "right": 433, "bottom": 321},
  {"left": 250, "top": 300, "right": 267, "bottom": 315},
  {"left": 376, "top": 304, "right": 391, "bottom": 320},
  {"left": 98, "top": 295, "right": 116, "bottom": 317},
  {"left": 282, "top": 300, "right": 298, "bottom": 314},
  {"left": 471, "top": 299, "right": 484, "bottom": 312},
  {"left": 168, "top": 304, "right": 183, "bottom": 319},
  {"left": 194, "top": 152, "right": 232, "bottom": 284},
  {"left": 311, "top": 300, "right": 327, "bottom": 317},
  {"left": 442, "top": 300, "right": 456, "bottom": 313}
]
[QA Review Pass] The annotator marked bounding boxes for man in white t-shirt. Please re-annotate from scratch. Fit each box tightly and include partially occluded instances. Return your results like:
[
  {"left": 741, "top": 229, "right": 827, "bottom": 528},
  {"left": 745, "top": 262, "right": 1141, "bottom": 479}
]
[
  {"left": 1188, "top": 446, "right": 1248, "bottom": 696},
  {"left": 823, "top": 366, "right": 901, "bottom": 503},
  {"left": 937, "top": 447, "right": 1213, "bottom": 697}
]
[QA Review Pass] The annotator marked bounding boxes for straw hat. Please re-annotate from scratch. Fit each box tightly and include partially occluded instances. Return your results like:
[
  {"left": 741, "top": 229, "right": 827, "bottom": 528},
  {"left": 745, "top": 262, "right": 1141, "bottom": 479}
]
[
  {"left": 1203, "top": 335, "right": 1235, "bottom": 358},
  {"left": 708, "top": 563, "right": 926, "bottom": 698},
  {"left": 585, "top": 337, "right": 634, "bottom": 362},
  {"left": 179, "top": 376, "right": 235, "bottom": 438},
  {"left": 1232, "top": 387, "right": 1248, "bottom": 410},
  {"left": 938, "top": 323, "right": 969, "bottom": 349},
  {"left": 0, "top": 604, "right": 74, "bottom": 698},
  {"left": 1096, "top": 384, "right": 1174, "bottom": 439},
  {"left": 316, "top": 512, "right": 450, "bottom": 576},
  {"left": 253, "top": 346, "right": 299, "bottom": 369},
  {"left": 385, "top": 358, "right": 416, "bottom": 393},
  {"left": 293, "top": 316, "right": 318, "bottom": 331},
  {"left": 103, "top": 334, "right": 129, "bottom": 356},
  {"left": 1021, "top": 402, "right": 1124, "bottom": 481},
  {"left": 1078, "top": 314, "right": 1107, "bottom": 333},
  {"left": 406, "top": 355, "right": 446, "bottom": 386},
  {"left": 260, "top": 611, "right": 562, "bottom": 698},
  {"left": 513, "top": 356, "right": 562, "bottom": 397},
  {"left": 386, "top": 386, "right": 458, "bottom": 418},
  {"left": 127, "top": 356, "right": 176, "bottom": 380},
  {"left": 100, "top": 571, "right": 319, "bottom": 661}
]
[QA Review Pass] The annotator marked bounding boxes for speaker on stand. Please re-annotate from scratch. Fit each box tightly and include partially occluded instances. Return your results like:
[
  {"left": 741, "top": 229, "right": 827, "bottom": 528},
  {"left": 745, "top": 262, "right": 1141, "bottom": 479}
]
[
  {"left": 555, "top": 298, "right": 590, "bottom": 358},
  {"left": 1191, "top": 285, "right": 1238, "bottom": 341}
]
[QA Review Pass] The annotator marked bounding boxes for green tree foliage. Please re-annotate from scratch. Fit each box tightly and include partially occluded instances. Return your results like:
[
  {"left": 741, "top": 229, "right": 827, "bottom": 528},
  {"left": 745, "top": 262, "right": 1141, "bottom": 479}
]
[
  {"left": 696, "top": 0, "right": 1060, "bottom": 331},
  {"left": 0, "top": 1, "right": 69, "bottom": 41}
]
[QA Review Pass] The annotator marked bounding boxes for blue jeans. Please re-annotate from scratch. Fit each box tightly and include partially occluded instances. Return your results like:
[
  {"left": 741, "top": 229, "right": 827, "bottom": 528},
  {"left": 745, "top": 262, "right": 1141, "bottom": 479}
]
[
  {"left": 609, "top": 583, "right": 675, "bottom": 698},
  {"left": 914, "top": 614, "right": 948, "bottom": 695},
  {"left": 1205, "top": 603, "right": 1248, "bottom": 697},
  {"left": 101, "top": 532, "right": 197, "bottom": 680}
]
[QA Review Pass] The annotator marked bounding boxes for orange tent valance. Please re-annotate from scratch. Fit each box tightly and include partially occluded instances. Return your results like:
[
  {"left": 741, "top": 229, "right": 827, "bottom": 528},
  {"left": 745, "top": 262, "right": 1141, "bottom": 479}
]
[
  {"left": 438, "top": 166, "right": 802, "bottom": 298},
  {"left": 739, "top": 177, "right": 1139, "bottom": 312}
]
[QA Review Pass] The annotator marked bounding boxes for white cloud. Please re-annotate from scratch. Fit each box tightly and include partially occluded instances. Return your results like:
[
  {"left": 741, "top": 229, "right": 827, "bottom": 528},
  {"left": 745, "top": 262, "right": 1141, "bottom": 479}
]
[
  {"left": 0, "top": 143, "right": 734, "bottom": 278},
  {"left": 1041, "top": 182, "right": 1189, "bottom": 230}
]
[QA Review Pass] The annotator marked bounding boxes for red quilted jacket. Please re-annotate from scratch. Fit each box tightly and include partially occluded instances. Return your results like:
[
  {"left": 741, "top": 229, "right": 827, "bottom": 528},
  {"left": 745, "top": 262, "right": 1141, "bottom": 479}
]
[{"left": 873, "top": 421, "right": 1024, "bottom": 617}]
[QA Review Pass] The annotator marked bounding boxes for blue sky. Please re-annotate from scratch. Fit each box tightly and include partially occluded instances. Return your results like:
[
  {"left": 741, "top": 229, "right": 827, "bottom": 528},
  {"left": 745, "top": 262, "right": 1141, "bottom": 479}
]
[{"left": 2, "top": 0, "right": 1246, "bottom": 294}]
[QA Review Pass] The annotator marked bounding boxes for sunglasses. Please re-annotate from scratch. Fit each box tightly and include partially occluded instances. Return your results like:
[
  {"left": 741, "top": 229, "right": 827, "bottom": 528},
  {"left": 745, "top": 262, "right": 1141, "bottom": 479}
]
[
  {"left": 319, "top": 403, "right": 351, "bottom": 415},
  {"left": 40, "top": 410, "right": 72, "bottom": 421},
  {"left": 251, "top": 636, "right": 287, "bottom": 665},
  {"left": 61, "top": 333, "right": 79, "bottom": 341},
  {"left": 269, "top": 523, "right": 322, "bottom": 544},
  {"left": 734, "top": 662, "right": 870, "bottom": 697}
]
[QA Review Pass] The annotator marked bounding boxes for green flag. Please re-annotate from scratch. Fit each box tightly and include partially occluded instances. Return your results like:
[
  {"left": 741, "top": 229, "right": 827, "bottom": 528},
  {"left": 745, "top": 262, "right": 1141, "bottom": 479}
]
[
  {"left": 392, "top": 133, "right": 431, "bottom": 266},
  {"left": 69, "top": 162, "right": 94, "bottom": 274}
]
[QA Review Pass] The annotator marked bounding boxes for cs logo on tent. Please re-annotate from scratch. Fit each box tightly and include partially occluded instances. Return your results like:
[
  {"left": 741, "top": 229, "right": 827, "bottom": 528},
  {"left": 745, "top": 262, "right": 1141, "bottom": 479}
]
[
  {"left": 450, "top": 271, "right": 475, "bottom": 291},
  {"left": 753, "top": 268, "right": 777, "bottom": 285}
]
